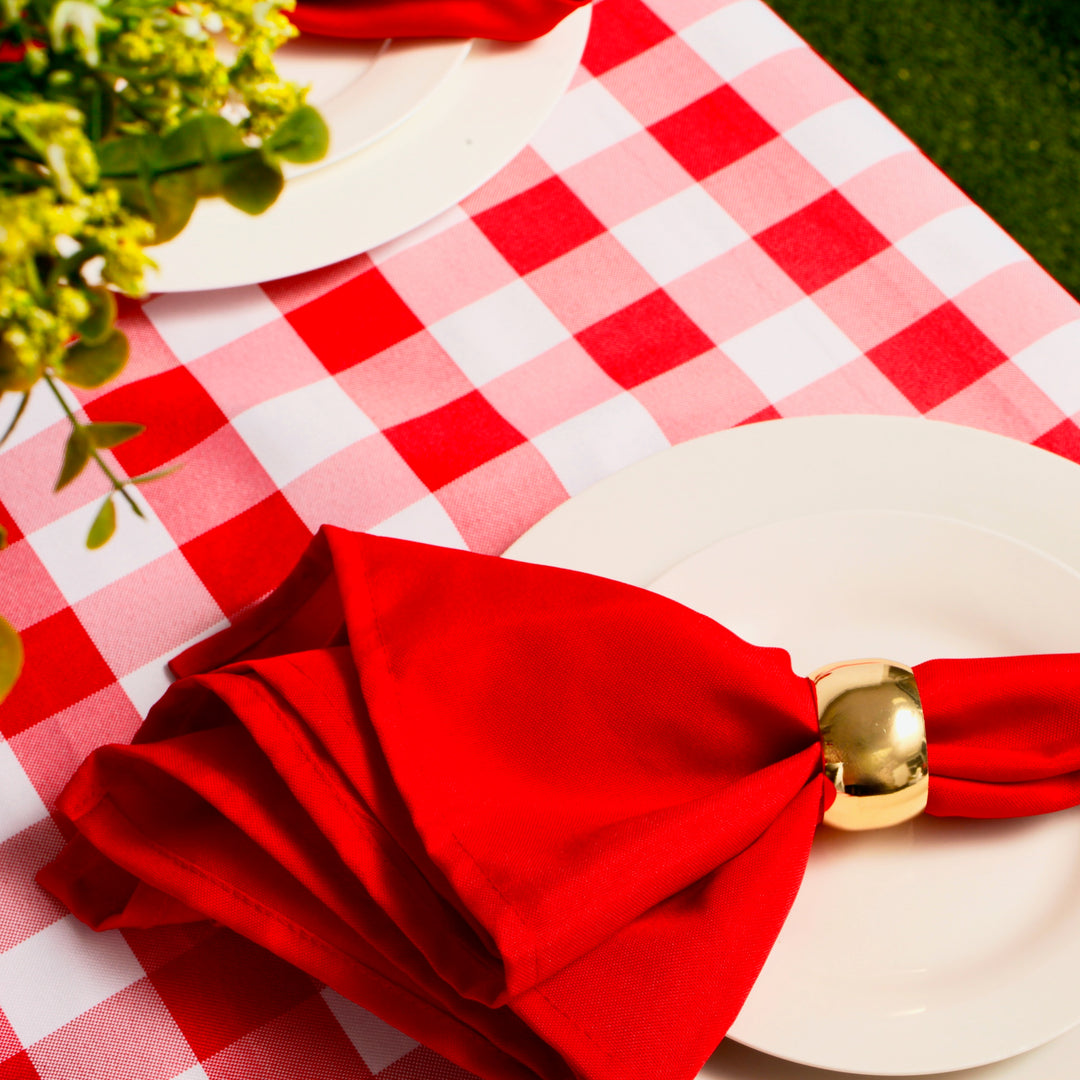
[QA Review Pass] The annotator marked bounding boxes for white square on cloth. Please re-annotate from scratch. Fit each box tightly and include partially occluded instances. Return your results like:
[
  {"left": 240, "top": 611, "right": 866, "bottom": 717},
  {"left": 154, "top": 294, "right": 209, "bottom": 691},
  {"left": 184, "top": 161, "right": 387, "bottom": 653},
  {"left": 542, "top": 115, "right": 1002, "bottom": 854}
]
[
  {"left": 681, "top": 0, "right": 805, "bottom": 82},
  {"left": 143, "top": 286, "right": 282, "bottom": 364},
  {"left": 29, "top": 496, "right": 176, "bottom": 607},
  {"left": 896, "top": 205, "right": 1029, "bottom": 298},
  {"left": 1011, "top": 320, "right": 1080, "bottom": 416},
  {"left": 721, "top": 297, "right": 861, "bottom": 401},
  {"left": 0, "top": 916, "right": 145, "bottom": 1046},
  {"left": 534, "top": 394, "right": 670, "bottom": 496},
  {"left": 367, "top": 496, "right": 468, "bottom": 549},
  {"left": 785, "top": 98, "right": 913, "bottom": 187},
  {"left": 530, "top": 79, "right": 643, "bottom": 173},
  {"left": 429, "top": 280, "right": 570, "bottom": 386},
  {"left": 231, "top": 378, "right": 378, "bottom": 489},
  {"left": 613, "top": 187, "right": 749, "bottom": 286},
  {"left": 0, "top": 741, "right": 48, "bottom": 844}
]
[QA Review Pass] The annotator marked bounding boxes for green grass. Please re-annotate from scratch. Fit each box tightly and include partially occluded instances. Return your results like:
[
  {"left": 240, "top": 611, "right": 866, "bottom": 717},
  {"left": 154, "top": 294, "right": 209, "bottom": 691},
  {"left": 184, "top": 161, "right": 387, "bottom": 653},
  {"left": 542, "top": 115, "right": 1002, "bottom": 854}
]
[{"left": 766, "top": 0, "right": 1080, "bottom": 297}]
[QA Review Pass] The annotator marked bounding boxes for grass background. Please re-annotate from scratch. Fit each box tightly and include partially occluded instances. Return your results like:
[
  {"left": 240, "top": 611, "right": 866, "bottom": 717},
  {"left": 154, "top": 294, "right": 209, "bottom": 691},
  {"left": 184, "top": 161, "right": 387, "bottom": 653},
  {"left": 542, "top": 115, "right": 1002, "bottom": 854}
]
[{"left": 765, "top": 0, "right": 1080, "bottom": 297}]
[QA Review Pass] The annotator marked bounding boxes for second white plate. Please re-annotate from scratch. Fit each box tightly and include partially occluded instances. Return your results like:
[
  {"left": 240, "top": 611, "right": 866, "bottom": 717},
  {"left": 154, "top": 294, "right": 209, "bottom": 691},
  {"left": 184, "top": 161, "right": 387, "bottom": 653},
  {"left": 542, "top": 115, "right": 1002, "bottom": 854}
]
[
  {"left": 504, "top": 415, "right": 1080, "bottom": 1076},
  {"left": 654, "top": 510, "right": 1080, "bottom": 1075}
]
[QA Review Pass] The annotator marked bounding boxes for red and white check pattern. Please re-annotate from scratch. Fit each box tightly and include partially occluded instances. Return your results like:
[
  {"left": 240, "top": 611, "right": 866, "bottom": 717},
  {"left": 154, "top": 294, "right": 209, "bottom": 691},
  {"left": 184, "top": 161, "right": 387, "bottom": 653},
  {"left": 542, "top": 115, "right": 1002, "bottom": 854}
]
[{"left": 3, "top": 0, "right": 1080, "bottom": 1076}]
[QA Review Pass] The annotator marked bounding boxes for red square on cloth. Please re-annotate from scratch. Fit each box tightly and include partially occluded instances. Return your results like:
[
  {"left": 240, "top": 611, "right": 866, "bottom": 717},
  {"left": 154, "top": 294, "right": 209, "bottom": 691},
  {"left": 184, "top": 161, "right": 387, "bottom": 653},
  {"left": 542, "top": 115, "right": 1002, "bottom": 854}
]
[
  {"left": 474, "top": 177, "right": 607, "bottom": 276},
  {"left": 1035, "top": 419, "right": 1080, "bottom": 465},
  {"left": 577, "top": 289, "right": 713, "bottom": 388},
  {"left": 149, "top": 929, "right": 319, "bottom": 1062},
  {"left": 756, "top": 191, "right": 891, "bottom": 294},
  {"left": 0, "top": 608, "right": 114, "bottom": 739},
  {"left": 180, "top": 493, "right": 312, "bottom": 617},
  {"left": 0, "top": 1007, "right": 22, "bottom": 1060},
  {"left": 84, "top": 367, "right": 228, "bottom": 477},
  {"left": 0, "top": 501, "right": 23, "bottom": 547},
  {"left": 649, "top": 86, "right": 777, "bottom": 180},
  {"left": 287, "top": 268, "right": 425, "bottom": 375},
  {"left": 384, "top": 391, "right": 526, "bottom": 491},
  {"left": 0, "top": 1052, "right": 39, "bottom": 1080},
  {"left": 867, "top": 302, "right": 1009, "bottom": 411},
  {"left": 582, "top": 0, "right": 673, "bottom": 76}
]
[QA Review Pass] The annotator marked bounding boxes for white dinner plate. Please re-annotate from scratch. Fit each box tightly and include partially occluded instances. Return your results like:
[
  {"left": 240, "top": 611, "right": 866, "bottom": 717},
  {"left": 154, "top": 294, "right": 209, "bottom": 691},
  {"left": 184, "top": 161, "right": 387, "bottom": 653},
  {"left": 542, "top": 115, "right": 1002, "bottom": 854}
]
[
  {"left": 148, "top": 8, "right": 590, "bottom": 291},
  {"left": 504, "top": 415, "right": 1080, "bottom": 1077}
]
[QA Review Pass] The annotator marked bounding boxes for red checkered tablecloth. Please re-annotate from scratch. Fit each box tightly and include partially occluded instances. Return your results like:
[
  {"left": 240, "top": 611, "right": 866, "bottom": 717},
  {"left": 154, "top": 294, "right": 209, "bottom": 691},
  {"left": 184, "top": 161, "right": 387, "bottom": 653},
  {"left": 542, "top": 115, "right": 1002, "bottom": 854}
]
[{"left": 3, "top": 0, "right": 1080, "bottom": 1077}]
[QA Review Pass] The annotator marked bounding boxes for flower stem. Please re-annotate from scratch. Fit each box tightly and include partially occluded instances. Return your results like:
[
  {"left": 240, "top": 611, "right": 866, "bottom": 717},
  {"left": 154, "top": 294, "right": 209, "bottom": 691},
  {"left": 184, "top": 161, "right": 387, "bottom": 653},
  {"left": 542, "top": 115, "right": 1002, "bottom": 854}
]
[{"left": 42, "top": 372, "right": 144, "bottom": 518}]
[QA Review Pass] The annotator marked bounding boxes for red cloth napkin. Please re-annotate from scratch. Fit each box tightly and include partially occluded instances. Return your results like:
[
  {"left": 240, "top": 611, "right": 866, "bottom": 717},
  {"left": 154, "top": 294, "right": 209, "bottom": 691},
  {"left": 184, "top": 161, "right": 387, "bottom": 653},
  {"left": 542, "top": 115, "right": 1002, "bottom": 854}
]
[
  {"left": 38, "top": 528, "right": 1080, "bottom": 1080},
  {"left": 288, "top": 0, "right": 586, "bottom": 42}
]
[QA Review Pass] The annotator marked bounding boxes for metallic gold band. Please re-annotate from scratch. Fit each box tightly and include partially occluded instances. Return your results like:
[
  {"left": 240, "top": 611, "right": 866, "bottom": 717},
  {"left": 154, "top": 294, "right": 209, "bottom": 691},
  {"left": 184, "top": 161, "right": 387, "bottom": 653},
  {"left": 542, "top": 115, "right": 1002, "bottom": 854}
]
[{"left": 811, "top": 658, "right": 929, "bottom": 831}]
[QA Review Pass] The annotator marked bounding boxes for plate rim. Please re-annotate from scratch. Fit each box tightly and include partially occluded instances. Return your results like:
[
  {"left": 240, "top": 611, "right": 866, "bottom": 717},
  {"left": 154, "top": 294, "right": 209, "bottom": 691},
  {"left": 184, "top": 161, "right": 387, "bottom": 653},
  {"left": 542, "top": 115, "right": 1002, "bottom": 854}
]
[{"left": 281, "top": 36, "right": 473, "bottom": 177}]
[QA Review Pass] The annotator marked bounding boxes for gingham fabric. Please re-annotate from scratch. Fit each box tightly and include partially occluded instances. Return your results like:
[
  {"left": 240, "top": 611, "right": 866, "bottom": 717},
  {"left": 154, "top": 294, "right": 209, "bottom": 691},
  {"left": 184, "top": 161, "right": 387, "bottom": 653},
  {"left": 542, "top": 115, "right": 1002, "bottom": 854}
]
[{"left": 3, "top": 0, "right": 1080, "bottom": 1077}]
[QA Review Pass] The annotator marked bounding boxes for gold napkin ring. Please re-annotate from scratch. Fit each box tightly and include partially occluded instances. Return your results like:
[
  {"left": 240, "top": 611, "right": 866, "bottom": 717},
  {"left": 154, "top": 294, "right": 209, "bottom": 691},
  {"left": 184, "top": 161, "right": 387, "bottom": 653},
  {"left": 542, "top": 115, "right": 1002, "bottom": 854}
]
[{"left": 811, "top": 659, "right": 929, "bottom": 831}]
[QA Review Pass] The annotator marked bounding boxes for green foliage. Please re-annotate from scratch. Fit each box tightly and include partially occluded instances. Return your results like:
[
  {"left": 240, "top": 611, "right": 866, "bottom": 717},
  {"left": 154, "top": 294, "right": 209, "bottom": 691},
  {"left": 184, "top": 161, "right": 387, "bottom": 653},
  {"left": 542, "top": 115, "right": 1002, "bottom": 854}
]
[
  {"left": 0, "top": 0, "right": 328, "bottom": 704},
  {"left": 767, "top": 0, "right": 1080, "bottom": 298}
]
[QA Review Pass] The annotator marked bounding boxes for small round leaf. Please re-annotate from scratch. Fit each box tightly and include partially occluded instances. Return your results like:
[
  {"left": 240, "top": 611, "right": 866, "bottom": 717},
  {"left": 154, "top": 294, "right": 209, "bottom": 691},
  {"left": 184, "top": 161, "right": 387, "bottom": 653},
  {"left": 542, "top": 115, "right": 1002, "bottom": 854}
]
[
  {"left": 58, "top": 330, "right": 129, "bottom": 388},
  {"left": 78, "top": 287, "right": 117, "bottom": 346},
  {"left": 86, "top": 495, "right": 116, "bottom": 549},
  {"left": 55, "top": 428, "right": 90, "bottom": 491},
  {"left": 221, "top": 154, "right": 284, "bottom": 215},
  {"left": 266, "top": 105, "right": 330, "bottom": 164},
  {"left": 0, "top": 617, "right": 23, "bottom": 705}
]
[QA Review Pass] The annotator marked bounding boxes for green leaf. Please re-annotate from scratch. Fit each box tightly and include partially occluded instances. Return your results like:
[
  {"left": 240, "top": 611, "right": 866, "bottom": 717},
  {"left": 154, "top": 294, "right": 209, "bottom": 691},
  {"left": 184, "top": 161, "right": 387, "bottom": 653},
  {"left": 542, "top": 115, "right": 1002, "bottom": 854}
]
[
  {"left": 221, "top": 153, "right": 283, "bottom": 214},
  {"left": 84, "top": 421, "right": 144, "bottom": 450},
  {"left": 109, "top": 171, "right": 198, "bottom": 244},
  {"left": 156, "top": 115, "right": 247, "bottom": 172},
  {"left": 0, "top": 616, "right": 23, "bottom": 706},
  {"left": 266, "top": 105, "right": 330, "bottom": 164},
  {"left": 54, "top": 427, "right": 90, "bottom": 490},
  {"left": 57, "top": 329, "right": 129, "bottom": 388},
  {"left": 146, "top": 170, "right": 200, "bottom": 243},
  {"left": 0, "top": 391, "right": 30, "bottom": 448},
  {"left": 130, "top": 464, "right": 181, "bottom": 485},
  {"left": 96, "top": 132, "right": 153, "bottom": 176},
  {"left": 86, "top": 495, "right": 116, "bottom": 549},
  {"left": 78, "top": 287, "right": 117, "bottom": 347}
]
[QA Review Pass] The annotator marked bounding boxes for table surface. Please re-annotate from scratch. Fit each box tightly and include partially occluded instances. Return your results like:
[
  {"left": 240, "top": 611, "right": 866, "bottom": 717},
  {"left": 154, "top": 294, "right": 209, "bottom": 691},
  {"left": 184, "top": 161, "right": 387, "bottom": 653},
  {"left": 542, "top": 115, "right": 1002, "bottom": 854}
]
[{"left": 3, "top": 1, "right": 1080, "bottom": 1078}]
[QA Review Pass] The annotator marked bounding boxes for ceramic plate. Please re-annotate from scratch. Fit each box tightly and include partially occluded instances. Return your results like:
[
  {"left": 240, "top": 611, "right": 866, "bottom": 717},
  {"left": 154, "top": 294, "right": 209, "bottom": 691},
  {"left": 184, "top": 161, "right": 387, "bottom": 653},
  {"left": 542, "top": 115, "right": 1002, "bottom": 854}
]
[
  {"left": 148, "top": 8, "right": 590, "bottom": 291},
  {"left": 504, "top": 415, "right": 1080, "bottom": 1076}
]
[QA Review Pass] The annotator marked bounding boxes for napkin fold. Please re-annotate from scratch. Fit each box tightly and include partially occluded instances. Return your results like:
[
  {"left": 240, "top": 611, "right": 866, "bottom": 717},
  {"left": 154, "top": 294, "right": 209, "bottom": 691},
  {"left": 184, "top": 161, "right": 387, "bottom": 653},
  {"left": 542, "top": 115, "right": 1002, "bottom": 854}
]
[
  {"left": 37, "top": 528, "right": 1080, "bottom": 1080},
  {"left": 288, "top": 0, "right": 587, "bottom": 42}
]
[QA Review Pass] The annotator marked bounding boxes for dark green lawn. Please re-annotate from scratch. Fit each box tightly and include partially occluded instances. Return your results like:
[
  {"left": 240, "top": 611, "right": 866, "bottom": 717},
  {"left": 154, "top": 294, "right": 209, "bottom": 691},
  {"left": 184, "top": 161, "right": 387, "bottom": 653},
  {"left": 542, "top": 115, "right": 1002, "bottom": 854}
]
[{"left": 766, "top": 0, "right": 1080, "bottom": 297}]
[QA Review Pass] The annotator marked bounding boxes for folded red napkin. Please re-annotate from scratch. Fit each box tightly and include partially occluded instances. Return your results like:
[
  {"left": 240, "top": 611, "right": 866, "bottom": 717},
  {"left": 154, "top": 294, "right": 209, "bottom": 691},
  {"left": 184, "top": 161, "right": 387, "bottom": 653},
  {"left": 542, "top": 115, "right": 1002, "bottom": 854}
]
[
  {"left": 288, "top": 0, "right": 586, "bottom": 42},
  {"left": 38, "top": 528, "right": 1080, "bottom": 1080}
]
